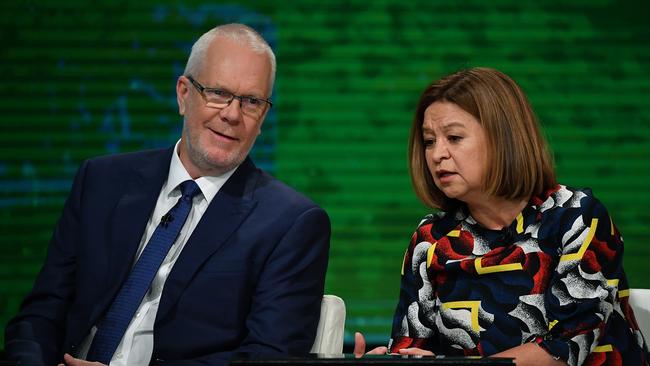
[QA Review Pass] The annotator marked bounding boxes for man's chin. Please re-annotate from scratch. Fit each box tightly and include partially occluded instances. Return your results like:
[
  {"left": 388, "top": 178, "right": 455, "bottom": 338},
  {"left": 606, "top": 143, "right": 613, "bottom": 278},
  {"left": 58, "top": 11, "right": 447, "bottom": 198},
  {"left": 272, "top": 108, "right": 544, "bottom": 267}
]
[
  {"left": 180, "top": 147, "right": 241, "bottom": 177},
  {"left": 200, "top": 153, "right": 244, "bottom": 174}
]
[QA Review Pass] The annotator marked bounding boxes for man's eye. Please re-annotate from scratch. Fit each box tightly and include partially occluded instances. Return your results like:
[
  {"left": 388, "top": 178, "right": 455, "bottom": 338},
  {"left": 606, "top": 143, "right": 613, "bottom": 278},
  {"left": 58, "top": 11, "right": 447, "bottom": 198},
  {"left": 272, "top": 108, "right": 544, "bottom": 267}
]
[
  {"left": 211, "top": 89, "right": 230, "bottom": 98},
  {"left": 244, "top": 97, "right": 262, "bottom": 106}
]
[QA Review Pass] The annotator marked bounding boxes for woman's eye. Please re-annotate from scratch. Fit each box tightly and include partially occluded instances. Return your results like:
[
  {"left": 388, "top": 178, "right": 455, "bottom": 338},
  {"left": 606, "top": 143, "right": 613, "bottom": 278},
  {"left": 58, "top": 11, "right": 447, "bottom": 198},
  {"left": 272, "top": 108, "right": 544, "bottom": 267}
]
[
  {"left": 448, "top": 135, "right": 462, "bottom": 142},
  {"left": 423, "top": 139, "right": 435, "bottom": 147}
]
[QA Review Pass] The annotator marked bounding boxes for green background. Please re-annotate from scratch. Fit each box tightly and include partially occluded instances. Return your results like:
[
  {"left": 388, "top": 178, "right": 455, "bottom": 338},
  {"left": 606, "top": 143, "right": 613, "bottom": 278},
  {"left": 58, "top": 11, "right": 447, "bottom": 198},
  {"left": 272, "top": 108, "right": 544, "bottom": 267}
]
[{"left": 1, "top": 0, "right": 648, "bottom": 348}]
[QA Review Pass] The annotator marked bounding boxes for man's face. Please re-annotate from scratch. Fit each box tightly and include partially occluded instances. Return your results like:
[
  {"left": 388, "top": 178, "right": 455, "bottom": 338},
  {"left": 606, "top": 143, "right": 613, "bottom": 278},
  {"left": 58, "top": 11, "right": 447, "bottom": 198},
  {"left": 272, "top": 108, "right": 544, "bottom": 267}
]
[{"left": 176, "top": 37, "right": 272, "bottom": 178}]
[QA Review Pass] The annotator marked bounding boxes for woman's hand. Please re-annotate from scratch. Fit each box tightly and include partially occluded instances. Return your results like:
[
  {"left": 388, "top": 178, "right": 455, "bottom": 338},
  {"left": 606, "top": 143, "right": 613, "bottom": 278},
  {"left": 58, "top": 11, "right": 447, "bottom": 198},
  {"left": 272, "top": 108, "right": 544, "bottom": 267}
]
[
  {"left": 353, "top": 332, "right": 388, "bottom": 357},
  {"left": 353, "top": 332, "right": 435, "bottom": 357},
  {"left": 493, "top": 343, "right": 567, "bottom": 366},
  {"left": 397, "top": 347, "right": 435, "bottom": 356}
]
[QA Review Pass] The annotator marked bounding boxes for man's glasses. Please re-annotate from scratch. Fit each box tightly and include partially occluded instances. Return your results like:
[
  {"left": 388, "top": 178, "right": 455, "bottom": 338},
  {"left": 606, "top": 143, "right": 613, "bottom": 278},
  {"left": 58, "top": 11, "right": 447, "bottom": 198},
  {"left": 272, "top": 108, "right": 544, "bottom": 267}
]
[{"left": 186, "top": 75, "right": 272, "bottom": 119}]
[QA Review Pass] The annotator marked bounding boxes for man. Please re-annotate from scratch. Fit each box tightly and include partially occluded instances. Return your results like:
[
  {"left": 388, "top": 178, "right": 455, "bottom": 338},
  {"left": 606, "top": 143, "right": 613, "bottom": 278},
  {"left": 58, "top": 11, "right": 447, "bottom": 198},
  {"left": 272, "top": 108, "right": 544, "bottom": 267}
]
[{"left": 4, "top": 23, "right": 330, "bottom": 365}]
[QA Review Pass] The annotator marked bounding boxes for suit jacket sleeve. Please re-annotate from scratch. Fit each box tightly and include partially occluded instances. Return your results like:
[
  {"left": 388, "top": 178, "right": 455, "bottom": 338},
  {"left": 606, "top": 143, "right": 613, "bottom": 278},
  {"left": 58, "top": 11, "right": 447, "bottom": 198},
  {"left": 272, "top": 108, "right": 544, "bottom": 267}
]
[
  {"left": 235, "top": 205, "right": 330, "bottom": 357},
  {"left": 4, "top": 160, "right": 89, "bottom": 366}
]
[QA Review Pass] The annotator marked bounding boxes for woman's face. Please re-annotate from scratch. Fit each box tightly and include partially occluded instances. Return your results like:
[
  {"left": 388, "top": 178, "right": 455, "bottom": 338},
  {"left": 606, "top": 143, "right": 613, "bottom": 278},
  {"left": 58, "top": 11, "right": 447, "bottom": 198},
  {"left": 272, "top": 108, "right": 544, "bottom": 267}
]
[{"left": 423, "top": 101, "right": 489, "bottom": 205}]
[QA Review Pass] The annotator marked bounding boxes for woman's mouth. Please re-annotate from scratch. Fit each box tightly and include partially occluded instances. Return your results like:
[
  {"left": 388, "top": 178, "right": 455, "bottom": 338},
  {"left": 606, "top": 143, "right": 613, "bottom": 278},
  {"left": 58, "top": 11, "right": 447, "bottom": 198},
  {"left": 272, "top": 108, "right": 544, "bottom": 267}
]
[{"left": 436, "top": 170, "right": 457, "bottom": 183}]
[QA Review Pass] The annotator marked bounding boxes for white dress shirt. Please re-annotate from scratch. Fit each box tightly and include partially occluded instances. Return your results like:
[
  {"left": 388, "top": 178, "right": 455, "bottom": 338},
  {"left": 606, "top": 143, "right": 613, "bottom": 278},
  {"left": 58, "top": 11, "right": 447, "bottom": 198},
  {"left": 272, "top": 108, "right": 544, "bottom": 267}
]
[{"left": 77, "top": 140, "right": 236, "bottom": 365}]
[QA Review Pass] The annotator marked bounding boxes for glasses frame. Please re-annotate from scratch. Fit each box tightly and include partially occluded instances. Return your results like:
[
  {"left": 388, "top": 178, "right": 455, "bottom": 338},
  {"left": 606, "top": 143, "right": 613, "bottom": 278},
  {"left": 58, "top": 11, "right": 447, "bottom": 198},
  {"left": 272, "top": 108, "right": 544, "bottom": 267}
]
[{"left": 185, "top": 75, "right": 273, "bottom": 117}]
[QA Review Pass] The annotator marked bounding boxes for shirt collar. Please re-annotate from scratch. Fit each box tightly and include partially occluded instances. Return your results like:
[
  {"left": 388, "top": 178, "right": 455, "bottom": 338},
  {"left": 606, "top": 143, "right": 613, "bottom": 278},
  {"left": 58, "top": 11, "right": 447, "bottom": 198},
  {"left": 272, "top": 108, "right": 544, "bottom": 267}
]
[{"left": 165, "top": 140, "right": 238, "bottom": 204}]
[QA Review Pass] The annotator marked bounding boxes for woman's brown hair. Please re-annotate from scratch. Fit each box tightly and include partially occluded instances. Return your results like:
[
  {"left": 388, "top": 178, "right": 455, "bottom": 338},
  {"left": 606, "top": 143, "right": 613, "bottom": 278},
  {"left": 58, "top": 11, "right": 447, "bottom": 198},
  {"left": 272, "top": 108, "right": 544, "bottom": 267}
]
[{"left": 409, "top": 67, "right": 556, "bottom": 210}]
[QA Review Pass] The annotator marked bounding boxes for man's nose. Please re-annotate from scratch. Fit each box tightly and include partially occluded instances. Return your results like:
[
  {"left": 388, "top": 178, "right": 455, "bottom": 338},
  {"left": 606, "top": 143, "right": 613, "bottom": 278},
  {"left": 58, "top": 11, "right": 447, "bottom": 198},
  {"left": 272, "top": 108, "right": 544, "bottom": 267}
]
[{"left": 218, "top": 98, "right": 243, "bottom": 124}]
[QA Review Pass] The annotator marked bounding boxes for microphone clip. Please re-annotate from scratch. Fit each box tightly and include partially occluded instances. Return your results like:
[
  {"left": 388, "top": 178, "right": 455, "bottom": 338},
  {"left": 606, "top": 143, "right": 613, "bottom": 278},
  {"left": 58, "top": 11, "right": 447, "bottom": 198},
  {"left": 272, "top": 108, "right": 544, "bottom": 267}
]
[{"left": 160, "top": 213, "right": 174, "bottom": 228}]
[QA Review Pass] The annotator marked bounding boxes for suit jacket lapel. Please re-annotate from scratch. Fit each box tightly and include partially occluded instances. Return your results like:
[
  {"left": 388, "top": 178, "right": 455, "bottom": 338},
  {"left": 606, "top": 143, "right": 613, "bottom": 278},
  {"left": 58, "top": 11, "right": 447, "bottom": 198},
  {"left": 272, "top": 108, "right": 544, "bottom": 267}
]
[
  {"left": 91, "top": 148, "right": 173, "bottom": 323},
  {"left": 156, "top": 158, "right": 259, "bottom": 322}
]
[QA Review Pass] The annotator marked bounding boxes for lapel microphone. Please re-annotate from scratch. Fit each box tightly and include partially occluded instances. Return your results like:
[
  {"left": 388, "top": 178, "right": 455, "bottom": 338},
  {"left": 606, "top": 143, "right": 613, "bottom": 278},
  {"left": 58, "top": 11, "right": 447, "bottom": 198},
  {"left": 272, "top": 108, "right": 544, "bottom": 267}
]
[{"left": 160, "top": 213, "right": 174, "bottom": 228}]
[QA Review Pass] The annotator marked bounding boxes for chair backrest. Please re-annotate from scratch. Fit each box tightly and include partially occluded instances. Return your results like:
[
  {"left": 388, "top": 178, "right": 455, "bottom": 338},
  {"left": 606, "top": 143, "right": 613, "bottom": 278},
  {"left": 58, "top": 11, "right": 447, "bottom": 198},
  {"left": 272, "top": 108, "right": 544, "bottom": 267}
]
[
  {"left": 310, "top": 295, "right": 346, "bottom": 355},
  {"left": 629, "top": 288, "right": 650, "bottom": 338}
]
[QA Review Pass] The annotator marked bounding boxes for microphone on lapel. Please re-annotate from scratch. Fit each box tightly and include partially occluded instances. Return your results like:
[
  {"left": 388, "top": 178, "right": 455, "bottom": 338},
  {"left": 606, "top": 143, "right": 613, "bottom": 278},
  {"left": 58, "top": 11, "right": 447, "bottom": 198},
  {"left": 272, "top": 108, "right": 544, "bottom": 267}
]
[{"left": 161, "top": 213, "right": 174, "bottom": 228}]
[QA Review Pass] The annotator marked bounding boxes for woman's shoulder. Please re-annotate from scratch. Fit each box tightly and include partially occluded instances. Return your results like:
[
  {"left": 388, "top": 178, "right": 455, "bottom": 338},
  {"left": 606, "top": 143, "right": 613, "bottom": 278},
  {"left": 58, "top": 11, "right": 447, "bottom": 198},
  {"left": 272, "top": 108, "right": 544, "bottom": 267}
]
[
  {"left": 414, "top": 209, "right": 464, "bottom": 238},
  {"left": 416, "top": 210, "right": 458, "bottom": 227},
  {"left": 416, "top": 211, "right": 446, "bottom": 227},
  {"left": 535, "top": 184, "right": 603, "bottom": 211},
  {"left": 533, "top": 184, "right": 613, "bottom": 225}
]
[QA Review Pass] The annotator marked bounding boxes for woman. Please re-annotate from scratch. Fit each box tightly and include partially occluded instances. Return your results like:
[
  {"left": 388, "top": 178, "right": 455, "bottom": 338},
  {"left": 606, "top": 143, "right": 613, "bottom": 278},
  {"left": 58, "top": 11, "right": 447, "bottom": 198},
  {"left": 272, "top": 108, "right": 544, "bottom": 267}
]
[{"left": 355, "top": 67, "right": 648, "bottom": 366}]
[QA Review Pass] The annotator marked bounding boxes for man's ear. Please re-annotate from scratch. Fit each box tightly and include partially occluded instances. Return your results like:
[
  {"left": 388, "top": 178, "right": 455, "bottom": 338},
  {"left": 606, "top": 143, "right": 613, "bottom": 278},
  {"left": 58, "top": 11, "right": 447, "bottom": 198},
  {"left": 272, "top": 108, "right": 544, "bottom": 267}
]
[
  {"left": 176, "top": 76, "right": 189, "bottom": 115},
  {"left": 256, "top": 112, "right": 267, "bottom": 135}
]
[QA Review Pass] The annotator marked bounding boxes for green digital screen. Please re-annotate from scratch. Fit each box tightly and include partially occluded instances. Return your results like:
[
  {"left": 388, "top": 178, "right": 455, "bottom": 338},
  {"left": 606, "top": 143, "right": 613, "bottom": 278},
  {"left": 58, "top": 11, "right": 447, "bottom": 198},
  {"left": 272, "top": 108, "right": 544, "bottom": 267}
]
[{"left": 1, "top": 0, "right": 648, "bottom": 348}]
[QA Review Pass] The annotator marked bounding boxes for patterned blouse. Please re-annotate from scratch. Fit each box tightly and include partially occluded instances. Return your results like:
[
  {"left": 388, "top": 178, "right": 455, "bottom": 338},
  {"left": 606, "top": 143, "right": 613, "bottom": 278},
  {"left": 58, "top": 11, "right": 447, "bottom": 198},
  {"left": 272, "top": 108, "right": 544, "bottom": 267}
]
[{"left": 389, "top": 185, "right": 648, "bottom": 366}]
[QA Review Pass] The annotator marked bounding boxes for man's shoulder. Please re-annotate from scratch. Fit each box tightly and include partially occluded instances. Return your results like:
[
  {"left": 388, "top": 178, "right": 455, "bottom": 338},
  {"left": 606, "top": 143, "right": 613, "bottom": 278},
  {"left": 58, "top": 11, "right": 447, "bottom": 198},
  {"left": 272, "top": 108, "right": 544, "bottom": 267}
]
[
  {"left": 72, "top": 147, "right": 173, "bottom": 193},
  {"left": 251, "top": 168, "right": 323, "bottom": 214},
  {"left": 85, "top": 147, "right": 172, "bottom": 169}
]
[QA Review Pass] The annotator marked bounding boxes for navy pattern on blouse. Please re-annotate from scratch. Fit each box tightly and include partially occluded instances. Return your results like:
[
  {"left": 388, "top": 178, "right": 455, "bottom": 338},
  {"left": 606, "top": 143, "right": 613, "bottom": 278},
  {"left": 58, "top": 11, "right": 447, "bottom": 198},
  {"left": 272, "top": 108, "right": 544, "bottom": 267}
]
[{"left": 389, "top": 185, "right": 649, "bottom": 366}]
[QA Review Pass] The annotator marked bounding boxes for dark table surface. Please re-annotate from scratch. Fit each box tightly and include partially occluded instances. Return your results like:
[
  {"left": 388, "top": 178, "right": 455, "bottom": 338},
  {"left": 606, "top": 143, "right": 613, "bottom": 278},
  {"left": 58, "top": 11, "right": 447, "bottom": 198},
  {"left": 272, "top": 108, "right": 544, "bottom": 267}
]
[{"left": 230, "top": 354, "right": 514, "bottom": 365}]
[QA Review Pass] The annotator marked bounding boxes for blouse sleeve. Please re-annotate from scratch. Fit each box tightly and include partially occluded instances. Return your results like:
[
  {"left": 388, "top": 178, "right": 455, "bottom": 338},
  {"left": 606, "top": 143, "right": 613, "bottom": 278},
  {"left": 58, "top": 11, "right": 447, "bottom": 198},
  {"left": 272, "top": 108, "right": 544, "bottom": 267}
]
[
  {"left": 388, "top": 218, "right": 439, "bottom": 353},
  {"left": 537, "top": 193, "right": 624, "bottom": 366}
]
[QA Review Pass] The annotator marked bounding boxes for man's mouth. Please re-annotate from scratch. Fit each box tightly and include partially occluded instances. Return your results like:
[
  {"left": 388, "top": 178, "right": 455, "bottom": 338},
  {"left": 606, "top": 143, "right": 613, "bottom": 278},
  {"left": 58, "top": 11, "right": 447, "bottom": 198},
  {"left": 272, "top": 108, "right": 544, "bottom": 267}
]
[{"left": 209, "top": 128, "right": 238, "bottom": 141}]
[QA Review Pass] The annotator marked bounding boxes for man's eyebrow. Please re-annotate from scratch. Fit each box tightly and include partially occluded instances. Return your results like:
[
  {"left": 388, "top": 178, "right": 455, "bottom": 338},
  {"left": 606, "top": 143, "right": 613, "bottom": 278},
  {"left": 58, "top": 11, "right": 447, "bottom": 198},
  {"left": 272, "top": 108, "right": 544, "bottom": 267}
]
[{"left": 206, "top": 85, "right": 266, "bottom": 99}]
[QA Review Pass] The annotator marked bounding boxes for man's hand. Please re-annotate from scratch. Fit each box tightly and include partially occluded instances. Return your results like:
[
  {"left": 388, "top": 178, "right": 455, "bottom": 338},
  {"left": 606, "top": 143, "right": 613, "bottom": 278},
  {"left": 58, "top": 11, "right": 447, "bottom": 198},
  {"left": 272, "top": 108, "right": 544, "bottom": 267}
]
[
  {"left": 57, "top": 353, "right": 106, "bottom": 366},
  {"left": 353, "top": 332, "right": 388, "bottom": 358}
]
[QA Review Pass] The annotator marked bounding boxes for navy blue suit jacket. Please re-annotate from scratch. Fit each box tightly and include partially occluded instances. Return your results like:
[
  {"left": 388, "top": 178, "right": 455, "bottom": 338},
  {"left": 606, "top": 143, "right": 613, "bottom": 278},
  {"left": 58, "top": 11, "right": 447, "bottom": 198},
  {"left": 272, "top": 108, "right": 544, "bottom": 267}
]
[{"left": 5, "top": 147, "right": 330, "bottom": 365}]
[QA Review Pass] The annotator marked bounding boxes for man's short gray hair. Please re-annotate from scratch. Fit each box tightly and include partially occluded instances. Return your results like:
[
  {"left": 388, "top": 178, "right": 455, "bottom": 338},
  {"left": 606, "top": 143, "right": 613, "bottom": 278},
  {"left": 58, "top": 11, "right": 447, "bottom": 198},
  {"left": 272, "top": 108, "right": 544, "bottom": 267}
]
[{"left": 183, "top": 23, "right": 276, "bottom": 94}]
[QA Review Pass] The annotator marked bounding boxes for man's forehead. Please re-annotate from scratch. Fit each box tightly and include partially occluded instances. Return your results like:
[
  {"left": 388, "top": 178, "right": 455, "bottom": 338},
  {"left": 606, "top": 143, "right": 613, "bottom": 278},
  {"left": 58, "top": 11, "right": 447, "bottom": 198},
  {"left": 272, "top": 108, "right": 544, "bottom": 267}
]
[
  {"left": 208, "top": 38, "right": 270, "bottom": 65},
  {"left": 198, "top": 40, "right": 271, "bottom": 96}
]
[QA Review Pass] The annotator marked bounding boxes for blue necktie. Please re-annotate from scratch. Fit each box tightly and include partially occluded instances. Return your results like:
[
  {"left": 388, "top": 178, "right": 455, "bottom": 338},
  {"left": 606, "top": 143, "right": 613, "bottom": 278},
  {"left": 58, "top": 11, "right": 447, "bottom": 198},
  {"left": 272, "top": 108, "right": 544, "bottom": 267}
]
[{"left": 87, "top": 180, "right": 201, "bottom": 363}]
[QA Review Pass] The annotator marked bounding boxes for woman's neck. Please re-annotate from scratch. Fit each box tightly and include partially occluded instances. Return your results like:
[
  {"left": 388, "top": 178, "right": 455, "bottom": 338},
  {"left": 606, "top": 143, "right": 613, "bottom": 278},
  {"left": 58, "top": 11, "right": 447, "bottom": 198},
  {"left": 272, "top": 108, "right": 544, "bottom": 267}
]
[{"left": 466, "top": 196, "right": 529, "bottom": 230}]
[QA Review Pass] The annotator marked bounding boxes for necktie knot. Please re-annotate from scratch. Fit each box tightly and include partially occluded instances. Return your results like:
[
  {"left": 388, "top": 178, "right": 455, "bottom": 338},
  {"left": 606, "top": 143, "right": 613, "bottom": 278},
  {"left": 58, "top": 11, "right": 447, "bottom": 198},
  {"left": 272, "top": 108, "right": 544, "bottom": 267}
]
[{"left": 179, "top": 180, "right": 201, "bottom": 200}]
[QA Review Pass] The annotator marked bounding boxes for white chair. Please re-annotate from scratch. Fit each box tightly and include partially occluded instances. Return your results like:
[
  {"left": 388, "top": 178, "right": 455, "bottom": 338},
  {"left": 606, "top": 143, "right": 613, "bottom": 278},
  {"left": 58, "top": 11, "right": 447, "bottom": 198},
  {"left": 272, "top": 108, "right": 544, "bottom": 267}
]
[
  {"left": 629, "top": 288, "right": 650, "bottom": 338},
  {"left": 310, "top": 295, "right": 346, "bottom": 355}
]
